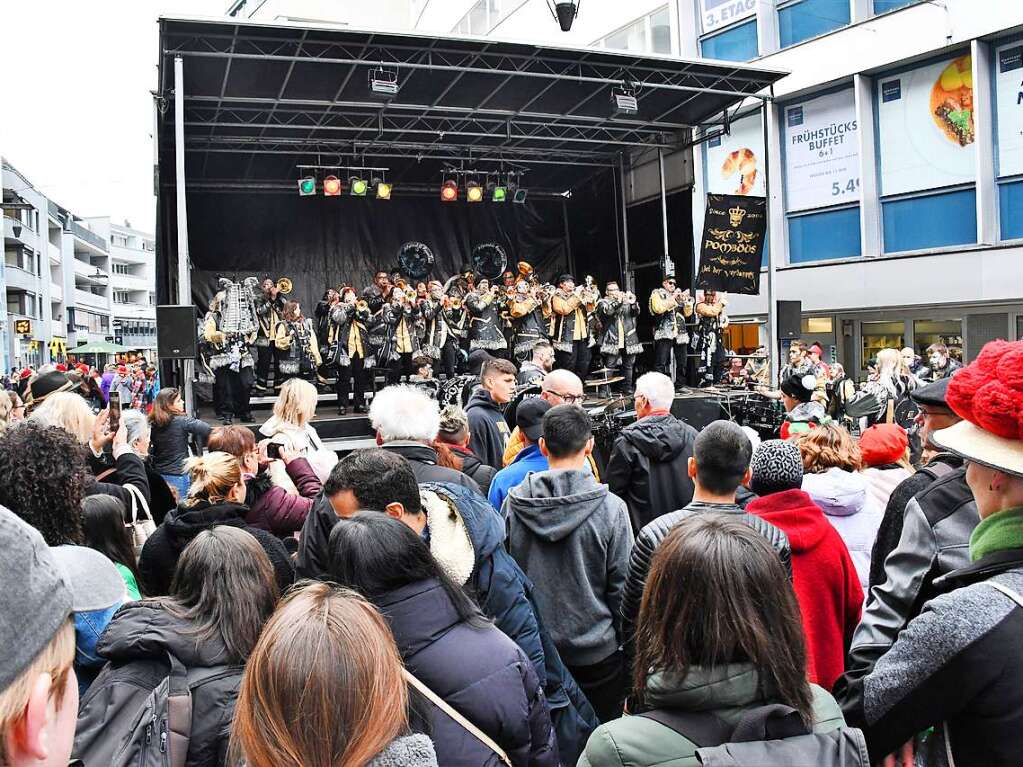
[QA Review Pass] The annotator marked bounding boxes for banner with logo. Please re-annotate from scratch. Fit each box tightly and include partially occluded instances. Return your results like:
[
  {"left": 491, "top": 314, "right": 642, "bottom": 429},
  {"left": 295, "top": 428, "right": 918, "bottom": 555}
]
[
  {"left": 701, "top": 0, "right": 756, "bottom": 35},
  {"left": 877, "top": 55, "right": 976, "bottom": 196},
  {"left": 697, "top": 194, "right": 767, "bottom": 295},
  {"left": 783, "top": 89, "right": 859, "bottom": 211},
  {"left": 705, "top": 113, "right": 765, "bottom": 197},
  {"left": 996, "top": 42, "right": 1023, "bottom": 178}
]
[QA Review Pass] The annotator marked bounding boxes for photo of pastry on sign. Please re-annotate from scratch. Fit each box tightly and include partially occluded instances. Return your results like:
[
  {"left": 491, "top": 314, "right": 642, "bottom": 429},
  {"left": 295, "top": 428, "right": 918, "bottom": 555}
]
[
  {"left": 720, "top": 147, "right": 758, "bottom": 195},
  {"left": 931, "top": 55, "right": 974, "bottom": 147}
]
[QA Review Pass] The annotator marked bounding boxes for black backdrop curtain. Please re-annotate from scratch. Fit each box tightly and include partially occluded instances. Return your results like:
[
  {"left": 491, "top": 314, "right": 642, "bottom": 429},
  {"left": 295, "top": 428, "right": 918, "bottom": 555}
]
[{"left": 181, "top": 192, "right": 576, "bottom": 314}]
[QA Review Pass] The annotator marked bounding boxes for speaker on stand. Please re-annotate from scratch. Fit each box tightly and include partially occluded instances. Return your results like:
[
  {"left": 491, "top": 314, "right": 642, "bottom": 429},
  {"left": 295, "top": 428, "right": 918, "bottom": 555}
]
[{"left": 156, "top": 305, "right": 199, "bottom": 414}]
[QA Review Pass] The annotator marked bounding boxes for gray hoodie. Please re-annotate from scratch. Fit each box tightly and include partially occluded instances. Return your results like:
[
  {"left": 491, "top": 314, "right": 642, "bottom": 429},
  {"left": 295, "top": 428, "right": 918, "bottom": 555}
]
[{"left": 506, "top": 468, "right": 634, "bottom": 666}]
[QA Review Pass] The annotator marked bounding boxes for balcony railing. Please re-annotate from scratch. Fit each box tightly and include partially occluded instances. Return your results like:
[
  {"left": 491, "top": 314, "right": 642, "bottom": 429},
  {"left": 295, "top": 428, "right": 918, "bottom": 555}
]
[
  {"left": 69, "top": 220, "right": 107, "bottom": 252},
  {"left": 74, "top": 288, "right": 109, "bottom": 311},
  {"left": 4, "top": 216, "right": 31, "bottom": 244}
]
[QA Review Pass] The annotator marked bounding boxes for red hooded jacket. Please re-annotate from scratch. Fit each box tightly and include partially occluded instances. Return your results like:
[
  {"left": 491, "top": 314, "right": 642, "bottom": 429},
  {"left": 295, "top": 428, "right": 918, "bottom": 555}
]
[{"left": 747, "top": 488, "right": 863, "bottom": 690}]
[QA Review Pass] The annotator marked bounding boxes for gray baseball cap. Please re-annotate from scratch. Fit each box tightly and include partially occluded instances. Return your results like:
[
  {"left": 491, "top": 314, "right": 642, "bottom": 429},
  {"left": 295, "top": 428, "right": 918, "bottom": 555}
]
[
  {"left": 0, "top": 505, "right": 74, "bottom": 692},
  {"left": 49, "top": 545, "right": 127, "bottom": 612}
]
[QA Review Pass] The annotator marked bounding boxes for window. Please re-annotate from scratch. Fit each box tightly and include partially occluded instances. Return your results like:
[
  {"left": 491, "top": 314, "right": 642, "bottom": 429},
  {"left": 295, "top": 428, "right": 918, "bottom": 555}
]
[
  {"left": 599, "top": 7, "right": 672, "bottom": 55},
  {"left": 76, "top": 309, "right": 109, "bottom": 334},
  {"left": 999, "top": 180, "right": 1023, "bottom": 240},
  {"left": 802, "top": 317, "right": 834, "bottom": 334},
  {"left": 914, "top": 319, "right": 962, "bottom": 362},
  {"left": 788, "top": 207, "right": 862, "bottom": 263},
  {"left": 873, "top": 0, "right": 920, "bottom": 12},
  {"left": 112, "top": 262, "right": 132, "bottom": 275},
  {"left": 778, "top": 0, "right": 850, "bottom": 48},
  {"left": 862, "top": 321, "right": 905, "bottom": 370},
  {"left": 452, "top": 0, "right": 501, "bottom": 35},
  {"left": 877, "top": 55, "right": 977, "bottom": 252},
  {"left": 113, "top": 290, "right": 131, "bottom": 304},
  {"left": 111, "top": 234, "right": 129, "bottom": 247},
  {"left": 4, "top": 246, "right": 37, "bottom": 272},
  {"left": 995, "top": 42, "right": 1023, "bottom": 240},
  {"left": 700, "top": 20, "right": 757, "bottom": 61}
]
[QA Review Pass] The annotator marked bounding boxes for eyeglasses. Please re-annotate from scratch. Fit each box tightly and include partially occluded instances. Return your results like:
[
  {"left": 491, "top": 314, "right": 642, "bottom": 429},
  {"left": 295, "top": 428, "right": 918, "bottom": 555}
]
[{"left": 549, "top": 391, "right": 583, "bottom": 404}]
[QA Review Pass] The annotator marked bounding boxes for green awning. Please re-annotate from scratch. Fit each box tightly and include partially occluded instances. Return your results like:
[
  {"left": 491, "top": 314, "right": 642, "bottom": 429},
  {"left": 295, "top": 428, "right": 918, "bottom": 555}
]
[{"left": 66, "top": 341, "right": 132, "bottom": 354}]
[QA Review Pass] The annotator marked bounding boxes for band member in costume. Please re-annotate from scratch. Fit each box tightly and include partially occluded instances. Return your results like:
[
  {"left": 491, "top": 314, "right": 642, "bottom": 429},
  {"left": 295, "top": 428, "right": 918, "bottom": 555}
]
[
  {"left": 692, "top": 290, "right": 729, "bottom": 387},
  {"left": 274, "top": 300, "right": 321, "bottom": 382},
  {"left": 378, "top": 286, "right": 420, "bottom": 384},
  {"left": 442, "top": 290, "right": 470, "bottom": 373},
  {"left": 253, "top": 278, "right": 286, "bottom": 390},
  {"left": 597, "top": 281, "right": 642, "bottom": 393},
  {"left": 649, "top": 275, "right": 694, "bottom": 389},
  {"left": 744, "top": 346, "right": 770, "bottom": 387},
  {"left": 509, "top": 280, "right": 549, "bottom": 362},
  {"left": 324, "top": 287, "right": 371, "bottom": 415},
  {"left": 202, "top": 287, "right": 255, "bottom": 425},
  {"left": 314, "top": 288, "right": 340, "bottom": 350},
  {"left": 552, "top": 273, "right": 598, "bottom": 381},
  {"left": 360, "top": 270, "right": 391, "bottom": 314},
  {"left": 464, "top": 278, "right": 508, "bottom": 356},
  {"left": 420, "top": 281, "right": 458, "bottom": 379}
]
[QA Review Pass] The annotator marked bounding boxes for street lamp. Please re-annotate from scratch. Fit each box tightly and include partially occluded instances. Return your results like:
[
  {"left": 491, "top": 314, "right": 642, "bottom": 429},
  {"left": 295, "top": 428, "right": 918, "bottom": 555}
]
[
  {"left": 89, "top": 268, "right": 109, "bottom": 283},
  {"left": 546, "top": 0, "right": 580, "bottom": 32}
]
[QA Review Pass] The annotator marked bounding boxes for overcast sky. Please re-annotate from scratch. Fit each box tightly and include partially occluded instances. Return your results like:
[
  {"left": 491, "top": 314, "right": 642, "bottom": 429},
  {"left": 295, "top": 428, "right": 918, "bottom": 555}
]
[{"left": 1, "top": 1, "right": 222, "bottom": 233}]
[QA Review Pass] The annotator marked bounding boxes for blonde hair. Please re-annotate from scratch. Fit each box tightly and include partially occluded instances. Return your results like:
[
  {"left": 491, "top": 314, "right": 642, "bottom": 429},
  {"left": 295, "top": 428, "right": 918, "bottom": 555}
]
[
  {"left": 794, "top": 423, "right": 863, "bottom": 473},
  {"left": 0, "top": 393, "right": 13, "bottom": 433},
  {"left": 230, "top": 583, "right": 409, "bottom": 767},
  {"left": 185, "top": 451, "right": 243, "bottom": 507},
  {"left": 0, "top": 619, "right": 75, "bottom": 763},
  {"left": 29, "top": 391, "right": 96, "bottom": 444},
  {"left": 272, "top": 379, "right": 318, "bottom": 427}
]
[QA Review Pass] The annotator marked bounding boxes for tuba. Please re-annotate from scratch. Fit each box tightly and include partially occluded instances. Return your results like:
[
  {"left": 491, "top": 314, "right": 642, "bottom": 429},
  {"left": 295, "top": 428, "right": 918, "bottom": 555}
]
[{"left": 276, "top": 277, "right": 293, "bottom": 295}]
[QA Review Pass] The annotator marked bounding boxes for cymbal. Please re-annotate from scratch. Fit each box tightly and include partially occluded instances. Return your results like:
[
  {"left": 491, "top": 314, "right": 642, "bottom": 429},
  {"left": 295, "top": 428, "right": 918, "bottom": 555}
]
[{"left": 586, "top": 376, "right": 624, "bottom": 386}]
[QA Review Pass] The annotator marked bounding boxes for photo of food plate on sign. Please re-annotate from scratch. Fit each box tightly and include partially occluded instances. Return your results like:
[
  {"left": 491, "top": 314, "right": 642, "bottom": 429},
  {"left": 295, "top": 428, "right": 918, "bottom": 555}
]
[{"left": 931, "top": 55, "right": 974, "bottom": 146}]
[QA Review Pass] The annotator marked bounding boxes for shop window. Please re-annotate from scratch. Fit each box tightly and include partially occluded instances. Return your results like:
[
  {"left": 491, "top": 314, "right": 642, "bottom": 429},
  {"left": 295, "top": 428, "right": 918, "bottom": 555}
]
[
  {"left": 995, "top": 43, "right": 1023, "bottom": 239},
  {"left": 700, "top": 20, "right": 757, "bottom": 62},
  {"left": 778, "top": 0, "right": 850, "bottom": 48},
  {"left": 724, "top": 322, "right": 763, "bottom": 355},
  {"left": 788, "top": 206, "right": 861, "bottom": 263},
  {"left": 998, "top": 179, "right": 1023, "bottom": 240},
  {"left": 1016, "top": 315, "right": 1023, "bottom": 341},
  {"left": 802, "top": 317, "right": 834, "bottom": 334},
  {"left": 914, "top": 319, "right": 962, "bottom": 362},
  {"left": 873, "top": 0, "right": 920, "bottom": 12},
  {"left": 862, "top": 321, "right": 905, "bottom": 370},
  {"left": 881, "top": 188, "right": 976, "bottom": 252}
]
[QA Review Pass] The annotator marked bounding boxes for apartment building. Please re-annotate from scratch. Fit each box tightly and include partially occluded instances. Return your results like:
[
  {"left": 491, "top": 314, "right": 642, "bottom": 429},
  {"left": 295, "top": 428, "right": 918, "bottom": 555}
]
[{"left": 1, "top": 158, "right": 155, "bottom": 370}]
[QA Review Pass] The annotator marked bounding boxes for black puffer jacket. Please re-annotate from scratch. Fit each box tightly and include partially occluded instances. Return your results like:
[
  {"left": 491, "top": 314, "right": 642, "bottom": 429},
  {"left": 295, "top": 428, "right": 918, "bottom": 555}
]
[
  {"left": 381, "top": 441, "right": 482, "bottom": 493},
  {"left": 605, "top": 414, "right": 698, "bottom": 535},
  {"left": 74, "top": 601, "right": 243, "bottom": 767},
  {"left": 621, "top": 501, "right": 792, "bottom": 665},
  {"left": 138, "top": 499, "right": 295, "bottom": 596}
]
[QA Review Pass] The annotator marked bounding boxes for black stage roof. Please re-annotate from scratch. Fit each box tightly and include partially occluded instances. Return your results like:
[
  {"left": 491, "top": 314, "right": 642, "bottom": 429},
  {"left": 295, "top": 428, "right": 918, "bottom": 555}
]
[{"left": 157, "top": 17, "right": 786, "bottom": 195}]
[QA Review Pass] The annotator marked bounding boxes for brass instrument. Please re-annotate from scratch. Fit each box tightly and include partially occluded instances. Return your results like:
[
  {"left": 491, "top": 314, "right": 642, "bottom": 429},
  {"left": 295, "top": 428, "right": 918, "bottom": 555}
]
[
  {"left": 276, "top": 277, "right": 293, "bottom": 295},
  {"left": 404, "top": 287, "right": 418, "bottom": 304},
  {"left": 445, "top": 296, "right": 462, "bottom": 311},
  {"left": 355, "top": 299, "right": 369, "bottom": 313},
  {"left": 395, "top": 277, "right": 409, "bottom": 291}
]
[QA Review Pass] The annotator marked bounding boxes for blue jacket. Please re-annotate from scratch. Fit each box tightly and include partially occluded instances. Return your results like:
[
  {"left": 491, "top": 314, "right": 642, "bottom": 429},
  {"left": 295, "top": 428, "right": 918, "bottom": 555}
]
[
  {"left": 421, "top": 482, "right": 598, "bottom": 766},
  {"left": 379, "top": 578, "right": 557, "bottom": 767},
  {"left": 488, "top": 443, "right": 548, "bottom": 514}
]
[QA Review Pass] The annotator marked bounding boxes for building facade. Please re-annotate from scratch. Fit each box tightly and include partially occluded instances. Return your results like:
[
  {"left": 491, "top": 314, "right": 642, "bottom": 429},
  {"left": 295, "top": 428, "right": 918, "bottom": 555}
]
[
  {"left": 230, "top": 0, "right": 1023, "bottom": 374},
  {"left": 1, "top": 159, "right": 156, "bottom": 371}
]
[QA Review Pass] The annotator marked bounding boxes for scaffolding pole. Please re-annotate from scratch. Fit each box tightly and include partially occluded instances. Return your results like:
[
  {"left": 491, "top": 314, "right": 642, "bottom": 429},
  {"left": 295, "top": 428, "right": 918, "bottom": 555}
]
[{"left": 174, "top": 55, "right": 195, "bottom": 413}]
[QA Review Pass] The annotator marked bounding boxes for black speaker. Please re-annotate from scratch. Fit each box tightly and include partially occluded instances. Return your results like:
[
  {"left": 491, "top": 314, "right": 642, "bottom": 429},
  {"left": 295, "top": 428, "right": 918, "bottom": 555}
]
[
  {"left": 777, "top": 300, "right": 802, "bottom": 340},
  {"left": 156, "top": 305, "right": 197, "bottom": 360},
  {"left": 670, "top": 394, "right": 726, "bottom": 431}
]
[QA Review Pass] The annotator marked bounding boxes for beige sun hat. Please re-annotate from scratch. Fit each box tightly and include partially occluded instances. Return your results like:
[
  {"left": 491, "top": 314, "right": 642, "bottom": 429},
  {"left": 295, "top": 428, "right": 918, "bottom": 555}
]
[{"left": 931, "top": 420, "right": 1023, "bottom": 478}]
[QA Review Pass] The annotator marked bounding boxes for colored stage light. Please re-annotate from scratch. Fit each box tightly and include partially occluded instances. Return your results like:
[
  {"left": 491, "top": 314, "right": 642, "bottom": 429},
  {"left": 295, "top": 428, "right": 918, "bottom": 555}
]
[
  {"left": 323, "top": 175, "right": 342, "bottom": 196},
  {"left": 298, "top": 176, "right": 316, "bottom": 196},
  {"left": 491, "top": 185, "right": 507, "bottom": 203},
  {"left": 440, "top": 180, "right": 458, "bottom": 202},
  {"left": 466, "top": 181, "right": 484, "bottom": 203},
  {"left": 350, "top": 177, "right": 368, "bottom": 196},
  {"left": 376, "top": 181, "right": 393, "bottom": 200},
  {"left": 513, "top": 188, "right": 529, "bottom": 204}
]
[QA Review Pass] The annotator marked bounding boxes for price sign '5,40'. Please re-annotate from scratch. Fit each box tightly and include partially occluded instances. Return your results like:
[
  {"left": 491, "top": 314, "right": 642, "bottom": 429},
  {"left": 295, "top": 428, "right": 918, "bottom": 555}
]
[{"left": 831, "top": 178, "right": 861, "bottom": 197}]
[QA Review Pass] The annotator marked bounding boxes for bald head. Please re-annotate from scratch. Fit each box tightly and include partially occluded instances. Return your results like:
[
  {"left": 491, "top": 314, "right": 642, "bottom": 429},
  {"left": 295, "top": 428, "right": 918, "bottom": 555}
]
[{"left": 541, "top": 369, "right": 584, "bottom": 406}]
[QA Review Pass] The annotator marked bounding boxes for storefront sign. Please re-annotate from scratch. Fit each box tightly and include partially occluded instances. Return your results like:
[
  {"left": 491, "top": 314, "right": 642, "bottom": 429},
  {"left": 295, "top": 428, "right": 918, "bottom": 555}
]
[
  {"left": 705, "top": 113, "right": 765, "bottom": 197},
  {"left": 996, "top": 42, "right": 1023, "bottom": 177},
  {"left": 701, "top": 0, "right": 756, "bottom": 35},
  {"left": 877, "top": 55, "right": 976, "bottom": 196},
  {"left": 784, "top": 90, "right": 860, "bottom": 211},
  {"left": 697, "top": 194, "right": 767, "bottom": 295},
  {"left": 13, "top": 319, "right": 31, "bottom": 335}
]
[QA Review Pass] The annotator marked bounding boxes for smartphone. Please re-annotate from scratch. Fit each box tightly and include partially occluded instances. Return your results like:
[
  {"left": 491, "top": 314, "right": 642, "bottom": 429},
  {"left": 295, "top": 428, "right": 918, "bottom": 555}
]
[
  {"left": 266, "top": 441, "right": 283, "bottom": 460},
  {"left": 108, "top": 390, "right": 121, "bottom": 433}
]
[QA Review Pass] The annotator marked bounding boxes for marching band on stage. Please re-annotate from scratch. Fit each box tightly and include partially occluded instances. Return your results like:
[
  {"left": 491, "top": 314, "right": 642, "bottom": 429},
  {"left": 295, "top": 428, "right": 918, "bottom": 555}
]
[{"left": 198, "top": 262, "right": 738, "bottom": 423}]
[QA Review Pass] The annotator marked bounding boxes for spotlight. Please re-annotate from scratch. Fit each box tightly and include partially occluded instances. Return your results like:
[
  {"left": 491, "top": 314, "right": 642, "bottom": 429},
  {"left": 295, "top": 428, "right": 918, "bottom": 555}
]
[
  {"left": 513, "top": 188, "right": 529, "bottom": 204},
  {"left": 323, "top": 175, "right": 342, "bottom": 196},
  {"left": 350, "top": 176, "right": 368, "bottom": 197},
  {"left": 376, "top": 180, "right": 393, "bottom": 200},
  {"left": 490, "top": 183, "right": 507, "bottom": 203},
  {"left": 546, "top": 0, "right": 580, "bottom": 32},
  {"left": 440, "top": 180, "right": 458, "bottom": 202},
  {"left": 466, "top": 181, "right": 484, "bottom": 203},
  {"left": 369, "top": 67, "right": 399, "bottom": 99},
  {"left": 298, "top": 176, "right": 316, "bottom": 196},
  {"left": 611, "top": 85, "right": 638, "bottom": 117}
]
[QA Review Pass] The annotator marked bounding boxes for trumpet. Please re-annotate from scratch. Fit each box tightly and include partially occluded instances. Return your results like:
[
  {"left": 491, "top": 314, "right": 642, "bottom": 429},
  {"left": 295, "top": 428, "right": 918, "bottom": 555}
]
[
  {"left": 444, "top": 296, "right": 462, "bottom": 311},
  {"left": 404, "top": 287, "right": 417, "bottom": 304},
  {"left": 276, "top": 277, "right": 293, "bottom": 295},
  {"left": 355, "top": 299, "right": 369, "bottom": 313}
]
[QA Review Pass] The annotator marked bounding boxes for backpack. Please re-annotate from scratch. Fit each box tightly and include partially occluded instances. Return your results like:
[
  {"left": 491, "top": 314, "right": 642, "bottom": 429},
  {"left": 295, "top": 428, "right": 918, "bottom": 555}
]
[{"left": 638, "top": 703, "right": 870, "bottom": 767}]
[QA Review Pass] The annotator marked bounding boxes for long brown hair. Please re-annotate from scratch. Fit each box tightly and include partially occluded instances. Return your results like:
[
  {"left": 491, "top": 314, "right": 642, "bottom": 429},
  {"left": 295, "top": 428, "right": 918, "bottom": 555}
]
[
  {"left": 633, "top": 515, "right": 815, "bottom": 727},
  {"left": 230, "top": 582, "right": 409, "bottom": 767},
  {"left": 149, "top": 387, "right": 181, "bottom": 428},
  {"left": 794, "top": 422, "right": 862, "bottom": 473}
]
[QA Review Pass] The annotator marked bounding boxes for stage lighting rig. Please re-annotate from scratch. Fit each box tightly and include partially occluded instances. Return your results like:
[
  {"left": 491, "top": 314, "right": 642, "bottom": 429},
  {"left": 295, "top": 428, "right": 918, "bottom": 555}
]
[
  {"left": 490, "top": 183, "right": 507, "bottom": 203},
  {"left": 513, "top": 188, "right": 529, "bottom": 204},
  {"left": 440, "top": 180, "right": 458, "bottom": 202},
  {"left": 375, "top": 179, "right": 393, "bottom": 200},
  {"left": 611, "top": 85, "right": 638, "bottom": 117},
  {"left": 466, "top": 181, "right": 484, "bottom": 203},
  {"left": 298, "top": 176, "right": 316, "bottom": 196},
  {"left": 350, "top": 176, "right": 369, "bottom": 197},
  {"left": 369, "top": 67, "right": 399, "bottom": 99},
  {"left": 323, "top": 175, "right": 342, "bottom": 196}
]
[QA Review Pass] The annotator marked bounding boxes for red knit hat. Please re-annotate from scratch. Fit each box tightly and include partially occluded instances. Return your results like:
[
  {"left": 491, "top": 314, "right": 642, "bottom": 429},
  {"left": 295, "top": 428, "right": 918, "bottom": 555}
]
[
  {"left": 934, "top": 340, "right": 1023, "bottom": 476},
  {"left": 55, "top": 363, "right": 67, "bottom": 373},
  {"left": 859, "top": 424, "right": 908, "bottom": 467},
  {"left": 19, "top": 368, "right": 32, "bottom": 380}
]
